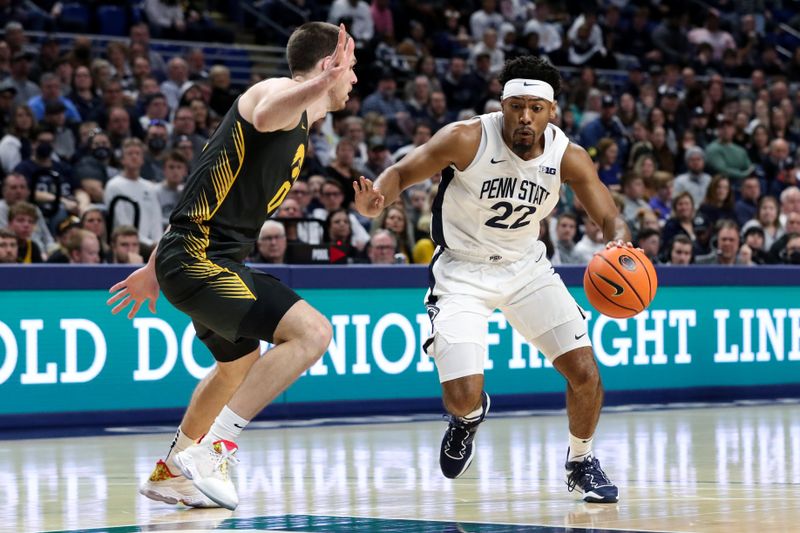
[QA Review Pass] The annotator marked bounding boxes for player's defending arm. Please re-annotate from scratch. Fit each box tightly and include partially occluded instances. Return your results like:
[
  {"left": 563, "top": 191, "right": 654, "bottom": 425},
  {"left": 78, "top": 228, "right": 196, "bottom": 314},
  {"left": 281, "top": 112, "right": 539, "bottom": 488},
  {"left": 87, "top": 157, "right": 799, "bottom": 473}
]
[
  {"left": 353, "top": 120, "right": 480, "bottom": 217},
  {"left": 241, "top": 24, "right": 355, "bottom": 132},
  {"left": 561, "top": 143, "right": 631, "bottom": 244}
]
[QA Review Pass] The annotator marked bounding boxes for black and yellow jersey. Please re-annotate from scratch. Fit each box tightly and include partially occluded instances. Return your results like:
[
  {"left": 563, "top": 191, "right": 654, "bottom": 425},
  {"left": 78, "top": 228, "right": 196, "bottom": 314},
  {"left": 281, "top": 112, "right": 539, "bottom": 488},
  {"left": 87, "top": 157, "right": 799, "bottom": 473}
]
[{"left": 168, "top": 96, "right": 308, "bottom": 260}]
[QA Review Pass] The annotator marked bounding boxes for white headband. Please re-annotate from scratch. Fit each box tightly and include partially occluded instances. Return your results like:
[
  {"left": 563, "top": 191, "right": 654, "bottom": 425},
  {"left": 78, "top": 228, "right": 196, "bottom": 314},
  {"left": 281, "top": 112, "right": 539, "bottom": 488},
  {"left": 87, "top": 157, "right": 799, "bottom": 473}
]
[{"left": 502, "top": 78, "right": 554, "bottom": 102}]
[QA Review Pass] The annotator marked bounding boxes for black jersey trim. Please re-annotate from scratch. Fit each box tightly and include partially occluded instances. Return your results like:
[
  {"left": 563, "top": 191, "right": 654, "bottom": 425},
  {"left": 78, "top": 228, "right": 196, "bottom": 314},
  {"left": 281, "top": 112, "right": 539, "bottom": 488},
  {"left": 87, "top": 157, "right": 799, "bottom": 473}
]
[{"left": 431, "top": 166, "right": 455, "bottom": 248}]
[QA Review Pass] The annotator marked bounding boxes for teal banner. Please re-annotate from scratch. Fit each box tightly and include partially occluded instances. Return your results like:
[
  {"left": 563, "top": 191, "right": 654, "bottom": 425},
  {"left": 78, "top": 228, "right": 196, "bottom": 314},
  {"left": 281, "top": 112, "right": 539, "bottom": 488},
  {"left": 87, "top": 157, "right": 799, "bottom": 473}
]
[{"left": 1, "top": 285, "right": 800, "bottom": 415}]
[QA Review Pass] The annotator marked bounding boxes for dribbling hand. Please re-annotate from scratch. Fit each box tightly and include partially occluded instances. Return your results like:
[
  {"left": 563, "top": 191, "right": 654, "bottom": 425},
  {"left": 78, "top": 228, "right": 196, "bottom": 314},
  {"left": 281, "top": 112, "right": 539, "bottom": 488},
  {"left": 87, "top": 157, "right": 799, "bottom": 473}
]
[
  {"left": 605, "top": 240, "right": 643, "bottom": 253},
  {"left": 106, "top": 264, "right": 160, "bottom": 319},
  {"left": 353, "top": 176, "right": 385, "bottom": 218}
]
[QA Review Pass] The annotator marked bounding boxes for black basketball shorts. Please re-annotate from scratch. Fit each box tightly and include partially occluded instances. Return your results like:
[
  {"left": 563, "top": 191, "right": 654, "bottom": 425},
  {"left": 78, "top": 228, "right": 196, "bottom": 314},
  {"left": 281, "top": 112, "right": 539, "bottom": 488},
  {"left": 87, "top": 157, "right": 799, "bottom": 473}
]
[{"left": 155, "top": 232, "right": 301, "bottom": 362}]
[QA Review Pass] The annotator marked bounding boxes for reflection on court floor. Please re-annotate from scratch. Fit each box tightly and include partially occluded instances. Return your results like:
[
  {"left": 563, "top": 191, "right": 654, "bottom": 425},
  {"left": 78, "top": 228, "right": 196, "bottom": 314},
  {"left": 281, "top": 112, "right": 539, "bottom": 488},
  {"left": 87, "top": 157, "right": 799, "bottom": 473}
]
[{"left": 2, "top": 401, "right": 799, "bottom": 533}]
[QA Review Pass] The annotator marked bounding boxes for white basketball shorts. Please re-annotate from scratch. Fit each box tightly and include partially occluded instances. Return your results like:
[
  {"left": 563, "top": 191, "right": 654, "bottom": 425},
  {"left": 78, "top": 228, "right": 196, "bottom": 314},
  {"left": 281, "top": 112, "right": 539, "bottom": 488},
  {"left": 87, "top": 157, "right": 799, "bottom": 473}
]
[{"left": 423, "top": 242, "right": 591, "bottom": 382}]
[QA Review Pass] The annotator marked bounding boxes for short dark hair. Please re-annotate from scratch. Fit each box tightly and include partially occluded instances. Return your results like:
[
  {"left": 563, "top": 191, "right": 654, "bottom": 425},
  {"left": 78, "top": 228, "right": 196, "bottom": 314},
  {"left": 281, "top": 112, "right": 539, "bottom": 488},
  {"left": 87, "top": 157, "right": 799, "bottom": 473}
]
[
  {"left": 498, "top": 56, "right": 562, "bottom": 97},
  {"left": 286, "top": 22, "right": 341, "bottom": 76},
  {"left": 671, "top": 234, "right": 693, "bottom": 249},
  {"left": 637, "top": 228, "right": 661, "bottom": 243}
]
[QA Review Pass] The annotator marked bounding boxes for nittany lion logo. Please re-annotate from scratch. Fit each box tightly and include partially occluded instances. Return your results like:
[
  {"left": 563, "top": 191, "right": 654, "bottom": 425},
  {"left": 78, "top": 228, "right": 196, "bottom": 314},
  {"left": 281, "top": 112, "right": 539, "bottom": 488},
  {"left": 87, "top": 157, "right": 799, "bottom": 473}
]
[{"left": 618, "top": 255, "right": 637, "bottom": 271}]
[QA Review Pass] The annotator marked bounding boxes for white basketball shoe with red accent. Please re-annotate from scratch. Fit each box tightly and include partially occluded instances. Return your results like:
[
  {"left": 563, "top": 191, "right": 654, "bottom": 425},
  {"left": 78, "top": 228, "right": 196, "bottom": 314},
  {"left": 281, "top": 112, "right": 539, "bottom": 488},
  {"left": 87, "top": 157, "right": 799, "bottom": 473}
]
[
  {"left": 139, "top": 459, "right": 219, "bottom": 507},
  {"left": 174, "top": 440, "right": 240, "bottom": 510}
]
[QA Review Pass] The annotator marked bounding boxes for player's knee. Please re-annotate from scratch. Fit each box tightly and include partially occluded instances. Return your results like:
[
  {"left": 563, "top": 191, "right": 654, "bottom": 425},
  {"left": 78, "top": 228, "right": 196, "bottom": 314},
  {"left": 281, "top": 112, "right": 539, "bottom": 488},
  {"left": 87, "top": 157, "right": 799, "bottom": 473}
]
[
  {"left": 301, "top": 315, "right": 332, "bottom": 362},
  {"left": 566, "top": 360, "right": 600, "bottom": 392}
]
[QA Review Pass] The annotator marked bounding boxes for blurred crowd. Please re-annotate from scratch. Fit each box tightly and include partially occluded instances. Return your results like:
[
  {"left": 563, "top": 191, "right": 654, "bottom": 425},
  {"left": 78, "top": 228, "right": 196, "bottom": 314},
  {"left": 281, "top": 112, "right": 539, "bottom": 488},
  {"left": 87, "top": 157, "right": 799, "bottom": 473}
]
[{"left": 2, "top": 0, "right": 800, "bottom": 266}]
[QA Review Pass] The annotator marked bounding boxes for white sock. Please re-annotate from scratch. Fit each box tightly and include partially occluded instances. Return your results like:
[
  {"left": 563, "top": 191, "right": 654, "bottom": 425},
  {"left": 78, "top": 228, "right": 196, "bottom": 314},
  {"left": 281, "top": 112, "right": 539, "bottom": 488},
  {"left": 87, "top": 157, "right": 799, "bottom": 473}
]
[
  {"left": 201, "top": 405, "right": 249, "bottom": 445},
  {"left": 568, "top": 433, "right": 593, "bottom": 462},
  {"left": 165, "top": 427, "right": 195, "bottom": 472},
  {"left": 460, "top": 403, "right": 484, "bottom": 423}
]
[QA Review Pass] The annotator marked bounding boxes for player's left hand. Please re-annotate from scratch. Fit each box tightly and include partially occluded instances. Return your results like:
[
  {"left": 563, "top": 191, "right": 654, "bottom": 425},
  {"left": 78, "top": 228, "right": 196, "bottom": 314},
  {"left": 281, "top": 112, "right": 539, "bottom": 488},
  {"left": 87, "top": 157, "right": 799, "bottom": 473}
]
[
  {"left": 353, "top": 176, "right": 385, "bottom": 218},
  {"left": 107, "top": 264, "right": 160, "bottom": 319}
]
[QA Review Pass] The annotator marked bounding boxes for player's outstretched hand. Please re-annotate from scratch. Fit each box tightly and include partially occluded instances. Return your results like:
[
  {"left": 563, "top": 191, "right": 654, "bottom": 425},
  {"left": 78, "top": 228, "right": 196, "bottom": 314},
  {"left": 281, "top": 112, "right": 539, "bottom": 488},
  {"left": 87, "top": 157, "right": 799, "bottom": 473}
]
[
  {"left": 353, "top": 176, "right": 385, "bottom": 218},
  {"left": 107, "top": 264, "right": 159, "bottom": 319},
  {"left": 321, "top": 24, "right": 355, "bottom": 86}
]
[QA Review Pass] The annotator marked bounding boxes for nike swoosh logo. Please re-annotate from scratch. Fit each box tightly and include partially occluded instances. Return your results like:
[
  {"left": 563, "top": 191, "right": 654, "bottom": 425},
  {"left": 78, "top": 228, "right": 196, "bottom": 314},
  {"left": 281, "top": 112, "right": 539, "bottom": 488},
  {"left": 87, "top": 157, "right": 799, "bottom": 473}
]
[
  {"left": 535, "top": 250, "right": 544, "bottom": 262},
  {"left": 574, "top": 332, "right": 587, "bottom": 340},
  {"left": 301, "top": 123, "right": 306, "bottom": 130},
  {"left": 233, "top": 423, "right": 244, "bottom": 429},
  {"left": 523, "top": 82, "right": 539, "bottom": 86},
  {"left": 594, "top": 273, "right": 624, "bottom": 296},
  {"left": 490, "top": 157, "right": 506, "bottom": 164}
]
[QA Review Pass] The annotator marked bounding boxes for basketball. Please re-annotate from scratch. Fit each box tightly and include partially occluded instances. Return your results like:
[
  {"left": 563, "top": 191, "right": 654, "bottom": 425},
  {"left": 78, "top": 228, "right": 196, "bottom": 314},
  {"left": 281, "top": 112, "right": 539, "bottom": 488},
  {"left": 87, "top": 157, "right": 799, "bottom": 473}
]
[{"left": 583, "top": 246, "right": 658, "bottom": 319}]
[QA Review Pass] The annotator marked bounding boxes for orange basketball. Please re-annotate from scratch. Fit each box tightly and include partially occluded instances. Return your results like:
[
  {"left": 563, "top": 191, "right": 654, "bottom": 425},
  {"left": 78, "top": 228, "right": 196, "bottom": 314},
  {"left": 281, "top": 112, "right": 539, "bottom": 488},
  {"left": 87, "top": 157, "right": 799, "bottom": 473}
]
[{"left": 583, "top": 246, "right": 658, "bottom": 318}]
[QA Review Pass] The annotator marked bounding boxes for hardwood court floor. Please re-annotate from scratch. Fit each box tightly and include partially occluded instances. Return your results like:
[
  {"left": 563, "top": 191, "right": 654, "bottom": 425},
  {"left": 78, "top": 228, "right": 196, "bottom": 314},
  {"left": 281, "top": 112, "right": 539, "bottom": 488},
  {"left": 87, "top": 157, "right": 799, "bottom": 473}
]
[{"left": 1, "top": 401, "right": 798, "bottom": 533}]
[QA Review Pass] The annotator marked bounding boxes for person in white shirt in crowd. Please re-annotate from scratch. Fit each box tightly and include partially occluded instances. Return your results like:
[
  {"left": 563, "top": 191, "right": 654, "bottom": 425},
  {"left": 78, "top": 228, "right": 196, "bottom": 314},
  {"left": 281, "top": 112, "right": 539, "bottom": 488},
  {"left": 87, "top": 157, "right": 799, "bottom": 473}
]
[
  {"left": 573, "top": 215, "right": 605, "bottom": 263},
  {"left": 103, "top": 138, "right": 163, "bottom": 247}
]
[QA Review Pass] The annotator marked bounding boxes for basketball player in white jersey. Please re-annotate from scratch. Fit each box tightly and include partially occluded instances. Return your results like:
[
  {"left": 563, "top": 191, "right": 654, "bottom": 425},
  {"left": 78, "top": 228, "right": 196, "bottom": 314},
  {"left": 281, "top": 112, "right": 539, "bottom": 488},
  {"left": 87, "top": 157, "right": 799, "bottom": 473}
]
[{"left": 354, "top": 56, "right": 630, "bottom": 503}]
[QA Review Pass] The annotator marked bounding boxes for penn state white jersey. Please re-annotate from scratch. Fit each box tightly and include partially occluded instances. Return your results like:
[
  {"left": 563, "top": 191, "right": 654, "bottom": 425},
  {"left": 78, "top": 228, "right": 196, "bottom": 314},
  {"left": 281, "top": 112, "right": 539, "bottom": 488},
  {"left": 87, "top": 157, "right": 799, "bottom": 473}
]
[{"left": 431, "top": 112, "right": 568, "bottom": 262}]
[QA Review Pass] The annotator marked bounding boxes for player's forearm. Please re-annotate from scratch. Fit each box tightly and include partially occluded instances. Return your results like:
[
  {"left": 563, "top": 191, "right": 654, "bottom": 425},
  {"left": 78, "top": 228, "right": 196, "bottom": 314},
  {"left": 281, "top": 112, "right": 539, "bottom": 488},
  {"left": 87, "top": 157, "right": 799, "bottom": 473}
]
[
  {"left": 373, "top": 167, "right": 403, "bottom": 207},
  {"left": 252, "top": 77, "right": 330, "bottom": 132}
]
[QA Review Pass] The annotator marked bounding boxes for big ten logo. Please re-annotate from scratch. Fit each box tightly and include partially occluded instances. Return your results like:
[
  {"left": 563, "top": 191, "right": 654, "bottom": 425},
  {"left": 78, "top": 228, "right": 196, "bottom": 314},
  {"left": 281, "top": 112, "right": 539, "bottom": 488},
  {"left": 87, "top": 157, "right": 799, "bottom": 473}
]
[
  {"left": 267, "top": 143, "right": 306, "bottom": 213},
  {"left": 539, "top": 165, "right": 556, "bottom": 175}
]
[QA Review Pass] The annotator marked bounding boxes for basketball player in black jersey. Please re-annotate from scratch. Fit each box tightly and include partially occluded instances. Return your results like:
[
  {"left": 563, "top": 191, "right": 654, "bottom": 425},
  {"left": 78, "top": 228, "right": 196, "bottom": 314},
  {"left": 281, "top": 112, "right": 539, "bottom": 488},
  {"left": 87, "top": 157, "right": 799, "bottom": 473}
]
[{"left": 107, "top": 22, "right": 357, "bottom": 510}]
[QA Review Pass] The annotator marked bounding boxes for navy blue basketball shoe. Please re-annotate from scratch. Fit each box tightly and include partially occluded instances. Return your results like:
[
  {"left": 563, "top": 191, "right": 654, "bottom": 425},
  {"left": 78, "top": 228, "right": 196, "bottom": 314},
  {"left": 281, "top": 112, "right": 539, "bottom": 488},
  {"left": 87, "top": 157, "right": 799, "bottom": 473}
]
[
  {"left": 439, "top": 391, "right": 490, "bottom": 479},
  {"left": 565, "top": 450, "right": 619, "bottom": 503}
]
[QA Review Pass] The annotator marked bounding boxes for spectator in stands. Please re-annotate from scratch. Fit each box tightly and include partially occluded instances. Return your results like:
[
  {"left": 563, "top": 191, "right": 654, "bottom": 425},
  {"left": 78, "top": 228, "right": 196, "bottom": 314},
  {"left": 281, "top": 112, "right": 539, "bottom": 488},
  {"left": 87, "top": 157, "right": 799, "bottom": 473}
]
[
  {"left": 27, "top": 72, "right": 80, "bottom": 123},
  {"left": 0, "top": 227, "right": 17, "bottom": 262},
  {"left": 780, "top": 187, "right": 800, "bottom": 227},
  {"left": 741, "top": 226, "right": 768, "bottom": 265},
  {"left": 522, "top": 3, "right": 562, "bottom": 55},
  {"left": 80, "top": 204, "right": 109, "bottom": 259},
  {"left": 667, "top": 234, "right": 693, "bottom": 265},
  {"left": 621, "top": 173, "right": 649, "bottom": 229},
  {"left": 42, "top": 100, "right": 76, "bottom": 161},
  {"left": 405, "top": 75, "right": 431, "bottom": 119},
  {"left": 688, "top": 107, "right": 713, "bottom": 149},
  {"left": 106, "top": 106, "right": 134, "bottom": 160},
  {"left": 366, "top": 229, "right": 398, "bottom": 264},
  {"left": 160, "top": 57, "right": 190, "bottom": 112},
  {"left": 762, "top": 138, "right": 795, "bottom": 196},
  {"left": 696, "top": 219, "right": 741, "bottom": 265},
  {"left": 594, "top": 137, "right": 621, "bottom": 190},
  {"left": 0, "top": 171, "right": 53, "bottom": 251},
  {"left": 705, "top": 116, "right": 753, "bottom": 186},
  {"left": 573, "top": 216, "right": 604, "bottom": 263},
  {"left": 440, "top": 56, "right": 479, "bottom": 113},
  {"left": 469, "top": 0, "right": 503, "bottom": 40},
  {"left": 251, "top": 220, "right": 287, "bottom": 264},
  {"left": 63, "top": 228, "right": 101, "bottom": 264},
  {"left": 660, "top": 192, "right": 696, "bottom": 257},
  {"left": 9, "top": 51, "right": 39, "bottom": 106},
  {"left": 579, "top": 94, "right": 628, "bottom": 158},
  {"left": 697, "top": 175, "right": 735, "bottom": 230},
  {"left": 328, "top": 0, "right": 374, "bottom": 44},
  {"left": 652, "top": 11, "right": 690, "bottom": 65},
  {"left": 103, "top": 138, "right": 163, "bottom": 247},
  {"left": 69, "top": 66, "right": 103, "bottom": 123},
  {"left": 138, "top": 94, "right": 171, "bottom": 134},
  {"left": 364, "top": 136, "right": 392, "bottom": 178},
  {"left": 423, "top": 90, "right": 455, "bottom": 133},
  {"left": 648, "top": 171, "right": 673, "bottom": 222},
  {"left": 74, "top": 130, "right": 116, "bottom": 205},
  {"left": 0, "top": 103, "right": 34, "bottom": 173},
  {"left": 324, "top": 138, "right": 365, "bottom": 206},
  {"left": 156, "top": 151, "right": 187, "bottom": 226},
  {"left": 780, "top": 233, "right": 800, "bottom": 265},
  {"left": 14, "top": 125, "right": 77, "bottom": 230},
  {"left": 0, "top": 79, "right": 17, "bottom": 132},
  {"left": 8, "top": 200, "right": 43, "bottom": 262},
  {"left": 141, "top": 120, "right": 169, "bottom": 182},
  {"left": 553, "top": 212, "right": 582, "bottom": 265},
  {"left": 742, "top": 195, "right": 784, "bottom": 251},
  {"left": 637, "top": 228, "right": 662, "bottom": 264},
  {"left": 393, "top": 121, "right": 431, "bottom": 162},
  {"left": 673, "top": 146, "right": 712, "bottom": 208},
  {"left": 734, "top": 175, "right": 761, "bottom": 227},
  {"left": 311, "top": 179, "right": 370, "bottom": 247},
  {"left": 129, "top": 23, "right": 167, "bottom": 77},
  {"left": 108, "top": 225, "right": 143, "bottom": 264},
  {"left": 340, "top": 116, "right": 367, "bottom": 164},
  {"left": 374, "top": 204, "right": 413, "bottom": 263},
  {"left": 361, "top": 69, "right": 410, "bottom": 138},
  {"left": 208, "top": 65, "right": 236, "bottom": 117},
  {"left": 325, "top": 207, "right": 360, "bottom": 257}
]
